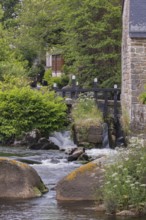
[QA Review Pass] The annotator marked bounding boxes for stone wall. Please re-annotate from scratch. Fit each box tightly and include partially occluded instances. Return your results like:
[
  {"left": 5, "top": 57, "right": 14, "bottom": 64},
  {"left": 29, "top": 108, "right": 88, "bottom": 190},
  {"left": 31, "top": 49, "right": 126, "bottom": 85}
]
[{"left": 122, "top": 0, "right": 146, "bottom": 132}]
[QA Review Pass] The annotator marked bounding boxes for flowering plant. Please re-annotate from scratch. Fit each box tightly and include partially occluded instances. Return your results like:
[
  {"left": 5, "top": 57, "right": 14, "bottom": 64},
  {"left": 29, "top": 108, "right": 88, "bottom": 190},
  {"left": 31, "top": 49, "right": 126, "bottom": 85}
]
[{"left": 103, "top": 138, "right": 146, "bottom": 214}]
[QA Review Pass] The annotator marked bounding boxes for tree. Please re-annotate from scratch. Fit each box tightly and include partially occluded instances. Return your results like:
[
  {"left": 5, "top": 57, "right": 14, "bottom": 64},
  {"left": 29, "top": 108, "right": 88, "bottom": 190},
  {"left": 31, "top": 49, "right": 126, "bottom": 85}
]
[
  {"left": 0, "top": 5, "right": 28, "bottom": 80},
  {"left": 10, "top": 0, "right": 63, "bottom": 67},
  {"left": 60, "top": 0, "right": 122, "bottom": 87},
  {"left": 8, "top": 0, "right": 122, "bottom": 87},
  {"left": 0, "top": 0, "right": 20, "bottom": 24}
]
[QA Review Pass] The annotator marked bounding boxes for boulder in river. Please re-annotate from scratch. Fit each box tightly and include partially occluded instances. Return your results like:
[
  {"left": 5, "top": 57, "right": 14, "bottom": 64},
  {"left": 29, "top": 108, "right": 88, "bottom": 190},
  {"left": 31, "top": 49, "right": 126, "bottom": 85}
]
[
  {"left": 29, "top": 139, "right": 59, "bottom": 150},
  {"left": 67, "top": 147, "right": 89, "bottom": 162},
  {"left": 0, "top": 158, "right": 48, "bottom": 199},
  {"left": 23, "top": 129, "right": 41, "bottom": 145},
  {"left": 56, "top": 156, "right": 106, "bottom": 201}
]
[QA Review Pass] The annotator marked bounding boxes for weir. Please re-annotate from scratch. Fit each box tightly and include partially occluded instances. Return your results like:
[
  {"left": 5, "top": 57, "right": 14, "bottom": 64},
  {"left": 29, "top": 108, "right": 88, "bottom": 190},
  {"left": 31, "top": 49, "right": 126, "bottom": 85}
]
[
  {"left": 53, "top": 77, "right": 121, "bottom": 122},
  {"left": 53, "top": 77, "right": 125, "bottom": 148}
]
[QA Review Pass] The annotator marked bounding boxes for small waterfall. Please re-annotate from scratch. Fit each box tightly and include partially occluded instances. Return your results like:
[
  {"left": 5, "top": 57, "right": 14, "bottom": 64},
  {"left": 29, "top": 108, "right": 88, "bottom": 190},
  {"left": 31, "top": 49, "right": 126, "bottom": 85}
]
[
  {"left": 49, "top": 131, "right": 77, "bottom": 150},
  {"left": 102, "top": 123, "right": 110, "bottom": 148},
  {"left": 114, "top": 118, "right": 126, "bottom": 147}
]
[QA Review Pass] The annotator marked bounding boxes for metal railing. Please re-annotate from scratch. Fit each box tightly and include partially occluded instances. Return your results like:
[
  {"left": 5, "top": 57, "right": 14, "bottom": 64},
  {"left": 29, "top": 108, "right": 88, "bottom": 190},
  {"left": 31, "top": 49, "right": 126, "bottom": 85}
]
[{"left": 53, "top": 76, "right": 121, "bottom": 120}]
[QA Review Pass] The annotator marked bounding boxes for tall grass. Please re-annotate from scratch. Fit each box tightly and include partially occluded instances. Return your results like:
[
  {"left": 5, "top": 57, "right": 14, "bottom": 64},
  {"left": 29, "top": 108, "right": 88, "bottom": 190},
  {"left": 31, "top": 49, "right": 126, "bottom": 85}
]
[{"left": 72, "top": 93, "right": 103, "bottom": 127}]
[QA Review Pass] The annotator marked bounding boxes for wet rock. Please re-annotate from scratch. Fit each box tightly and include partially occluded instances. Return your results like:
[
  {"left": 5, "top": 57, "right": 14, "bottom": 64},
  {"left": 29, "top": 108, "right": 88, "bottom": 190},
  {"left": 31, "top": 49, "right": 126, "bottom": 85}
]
[
  {"left": 23, "top": 129, "right": 41, "bottom": 145},
  {"left": 29, "top": 140, "right": 59, "bottom": 150},
  {"left": 38, "top": 137, "right": 49, "bottom": 144},
  {"left": 72, "top": 124, "right": 103, "bottom": 148},
  {"left": 13, "top": 129, "right": 41, "bottom": 147},
  {"left": 67, "top": 147, "right": 85, "bottom": 162},
  {"left": 116, "top": 210, "right": 137, "bottom": 217},
  {"left": 77, "top": 153, "right": 90, "bottom": 161},
  {"left": 65, "top": 147, "right": 78, "bottom": 155},
  {"left": 41, "top": 141, "right": 59, "bottom": 150},
  {"left": 56, "top": 157, "right": 106, "bottom": 201},
  {"left": 95, "top": 204, "right": 106, "bottom": 213},
  {"left": 29, "top": 143, "right": 42, "bottom": 150},
  {"left": 0, "top": 158, "right": 48, "bottom": 199},
  {"left": 14, "top": 157, "right": 41, "bottom": 165}
]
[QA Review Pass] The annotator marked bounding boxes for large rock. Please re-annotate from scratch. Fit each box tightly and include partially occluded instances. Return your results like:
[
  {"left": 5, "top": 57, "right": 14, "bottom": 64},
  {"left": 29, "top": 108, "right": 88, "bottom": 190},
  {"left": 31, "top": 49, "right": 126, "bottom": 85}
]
[
  {"left": 73, "top": 123, "right": 103, "bottom": 148},
  {"left": 0, "top": 158, "right": 48, "bottom": 199},
  {"left": 29, "top": 139, "right": 59, "bottom": 150},
  {"left": 67, "top": 147, "right": 90, "bottom": 162},
  {"left": 23, "top": 129, "right": 41, "bottom": 145},
  {"left": 14, "top": 129, "right": 41, "bottom": 147},
  {"left": 56, "top": 157, "right": 106, "bottom": 201}
]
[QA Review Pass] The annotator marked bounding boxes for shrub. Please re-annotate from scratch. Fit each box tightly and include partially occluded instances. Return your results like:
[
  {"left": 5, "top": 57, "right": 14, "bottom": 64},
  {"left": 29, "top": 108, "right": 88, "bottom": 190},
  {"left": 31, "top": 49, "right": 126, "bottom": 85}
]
[
  {"left": 103, "top": 138, "right": 146, "bottom": 214},
  {"left": 71, "top": 93, "right": 103, "bottom": 127},
  {"left": 0, "top": 84, "right": 67, "bottom": 143},
  {"left": 43, "top": 69, "right": 69, "bottom": 89}
]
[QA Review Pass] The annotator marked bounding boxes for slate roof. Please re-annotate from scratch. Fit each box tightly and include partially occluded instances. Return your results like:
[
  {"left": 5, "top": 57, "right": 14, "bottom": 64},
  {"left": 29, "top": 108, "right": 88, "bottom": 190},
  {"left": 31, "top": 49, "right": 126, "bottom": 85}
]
[{"left": 129, "top": 0, "right": 146, "bottom": 38}]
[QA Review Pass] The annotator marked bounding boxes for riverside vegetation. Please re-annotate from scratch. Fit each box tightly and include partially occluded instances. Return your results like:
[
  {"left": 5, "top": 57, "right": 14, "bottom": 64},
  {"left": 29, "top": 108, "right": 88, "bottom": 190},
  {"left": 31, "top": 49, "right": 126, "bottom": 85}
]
[
  {"left": 0, "top": 78, "right": 67, "bottom": 144},
  {"left": 71, "top": 93, "right": 103, "bottom": 128},
  {"left": 139, "top": 87, "right": 146, "bottom": 104},
  {"left": 71, "top": 94, "right": 146, "bottom": 216},
  {"left": 101, "top": 138, "right": 146, "bottom": 216}
]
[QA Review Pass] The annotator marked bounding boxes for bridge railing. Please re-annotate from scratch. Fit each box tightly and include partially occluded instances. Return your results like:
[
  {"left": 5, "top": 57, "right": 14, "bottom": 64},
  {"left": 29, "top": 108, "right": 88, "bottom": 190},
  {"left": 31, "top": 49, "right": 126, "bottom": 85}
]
[{"left": 53, "top": 77, "right": 121, "bottom": 120}]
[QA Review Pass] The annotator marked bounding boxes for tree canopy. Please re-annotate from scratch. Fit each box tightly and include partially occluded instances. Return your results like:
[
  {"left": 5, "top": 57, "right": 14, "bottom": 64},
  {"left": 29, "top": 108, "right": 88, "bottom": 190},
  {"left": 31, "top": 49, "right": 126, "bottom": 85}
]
[{"left": 0, "top": 0, "right": 122, "bottom": 87}]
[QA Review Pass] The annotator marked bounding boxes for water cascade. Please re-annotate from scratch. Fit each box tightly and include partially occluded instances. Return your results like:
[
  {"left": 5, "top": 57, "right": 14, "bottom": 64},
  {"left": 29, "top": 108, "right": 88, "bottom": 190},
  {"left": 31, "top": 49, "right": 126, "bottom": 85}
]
[
  {"left": 49, "top": 131, "right": 77, "bottom": 151},
  {"left": 49, "top": 130, "right": 116, "bottom": 161},
  {"left": 114, "top": 118, "right": 126, "bottom": 147},
  {"left": 102, "top": 123, "right": 110, "bottom": 148}
]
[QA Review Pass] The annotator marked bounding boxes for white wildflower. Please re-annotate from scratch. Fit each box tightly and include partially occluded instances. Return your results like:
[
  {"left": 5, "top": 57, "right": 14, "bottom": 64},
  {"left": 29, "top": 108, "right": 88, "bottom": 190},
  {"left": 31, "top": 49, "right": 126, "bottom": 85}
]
[{"left": 111, "top": 173, "right": 118, "bottom": 177}]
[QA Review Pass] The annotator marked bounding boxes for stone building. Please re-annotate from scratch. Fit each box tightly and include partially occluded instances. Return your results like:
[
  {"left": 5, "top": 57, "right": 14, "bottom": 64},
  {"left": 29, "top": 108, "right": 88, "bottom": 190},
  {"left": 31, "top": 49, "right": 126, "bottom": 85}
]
[{"left": 122, "top": 0, "right": 146, "bottom": 132}]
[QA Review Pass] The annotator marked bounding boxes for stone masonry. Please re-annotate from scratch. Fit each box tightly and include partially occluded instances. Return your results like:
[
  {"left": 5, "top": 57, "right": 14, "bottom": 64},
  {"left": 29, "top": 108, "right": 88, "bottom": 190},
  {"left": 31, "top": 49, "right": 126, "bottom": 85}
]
[{"left": 122, "top": 0, "right": 146, "bottom": 132}]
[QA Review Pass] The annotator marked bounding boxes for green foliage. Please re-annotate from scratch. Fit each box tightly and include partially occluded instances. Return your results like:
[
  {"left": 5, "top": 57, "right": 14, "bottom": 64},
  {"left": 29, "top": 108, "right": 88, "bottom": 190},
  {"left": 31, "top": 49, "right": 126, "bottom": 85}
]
[
  {"left": 0, "top": 5, "right": 28, "bottom": 80},
  {"left": 9, "top": 0, "right": 63, "bottom": 66},
  {"left": 60, "top": 0, "right": 122, "bottom": 87},
  {"left": 0, "top": 81, "right": 67, "bottom": 143},
  {"left": 0, "top": 0, "right": 19, "bottom": 21},
  {"left": 121, "top": 107, "right": 131, "bottom": 136},
  {"left": 72, "top": 93, "right": 103, "bottom": 127},
  {"left": 0, "top": 0, "right": 122, "bottom": 87},
  {"left": 7, "top": 0, "right": 121, "bottom": 87},
  {"left": 103, "top": 138, "right": 146, "bottom": 214},
  {"left": 43, "top": 69, "right": 69, "bottom": 89},
  {"left": 139, "top": 87, "right": 146, "bottom": 104}
]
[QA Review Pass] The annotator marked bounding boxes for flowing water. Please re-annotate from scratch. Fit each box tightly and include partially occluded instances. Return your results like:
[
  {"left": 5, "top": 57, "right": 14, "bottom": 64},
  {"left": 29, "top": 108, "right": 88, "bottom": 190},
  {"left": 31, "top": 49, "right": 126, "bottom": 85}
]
[{"left": 0, "top": 132, "right": 145, "bottom": 220}]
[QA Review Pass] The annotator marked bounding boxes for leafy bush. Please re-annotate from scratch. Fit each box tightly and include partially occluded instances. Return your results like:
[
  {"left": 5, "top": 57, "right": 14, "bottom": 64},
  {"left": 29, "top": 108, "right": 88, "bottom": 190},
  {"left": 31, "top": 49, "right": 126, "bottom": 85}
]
[
  {"left": 43, "top": 69, "right": 69, "bottom": 89},
  {"left": 103, "top": 138, "right": 146, "bottom": 214},
  {"left": 0, "top": 84, "right": 67, "bottom": 143},
  {"left": 71, "top": 93, "right": 103, "bottom": 127}
]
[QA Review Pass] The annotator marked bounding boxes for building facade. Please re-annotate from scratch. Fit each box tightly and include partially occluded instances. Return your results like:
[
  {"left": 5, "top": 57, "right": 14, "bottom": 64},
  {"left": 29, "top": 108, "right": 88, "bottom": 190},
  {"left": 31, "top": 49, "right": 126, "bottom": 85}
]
[
  {"left": 46, "top": 52, "right": 64, "bottom": 77},
  {"left": 122, "top": 0, "right": 146, "bottom": 132}
]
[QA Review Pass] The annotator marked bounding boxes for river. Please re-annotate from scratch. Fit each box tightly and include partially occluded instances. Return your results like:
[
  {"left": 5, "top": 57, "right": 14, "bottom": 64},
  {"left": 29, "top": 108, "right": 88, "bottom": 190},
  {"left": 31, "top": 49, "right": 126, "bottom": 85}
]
[{"left": 0, "top": 144, "right": 146, "bottom": 220}]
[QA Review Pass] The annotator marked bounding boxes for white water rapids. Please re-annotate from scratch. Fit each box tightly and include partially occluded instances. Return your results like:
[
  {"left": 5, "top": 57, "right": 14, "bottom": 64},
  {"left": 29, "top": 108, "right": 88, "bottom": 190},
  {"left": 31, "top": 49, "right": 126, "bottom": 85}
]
[
  {"left": 0, "top": 131, "right": 117, "bottom": 220},
  {"left": 49, "top": 130, "right": 116, "bottom": 160}
]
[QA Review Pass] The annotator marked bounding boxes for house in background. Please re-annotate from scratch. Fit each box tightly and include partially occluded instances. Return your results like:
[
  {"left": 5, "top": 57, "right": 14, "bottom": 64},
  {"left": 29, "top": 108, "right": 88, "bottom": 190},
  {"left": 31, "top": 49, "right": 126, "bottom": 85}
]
[{"left": 46, "top": 51, "right": 64, "bottom": 77}]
